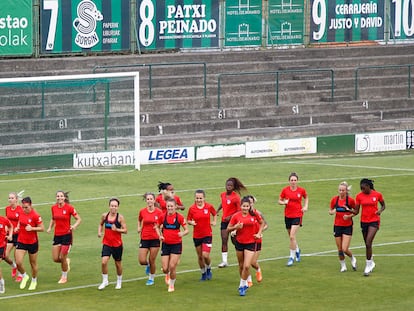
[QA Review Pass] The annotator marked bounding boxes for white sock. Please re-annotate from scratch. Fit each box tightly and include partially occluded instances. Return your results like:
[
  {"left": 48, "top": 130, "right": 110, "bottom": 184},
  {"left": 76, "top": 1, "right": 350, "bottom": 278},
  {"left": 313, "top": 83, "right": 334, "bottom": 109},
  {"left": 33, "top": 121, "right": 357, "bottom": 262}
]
[
  {"left": 290, "top": 249, "right": 296, "bottom": 258},
  {"left": 102, "top": 274, "right": 108, "bottom": 283},
  {"left": 117, "top": 275, "right": 122, "bottom": 282},
  {"left": 169, "top": 278, "right": 176, "bottom": 286},
  {"left": 340, "top": 260, "right": 346, "bottom": 267},
  {"left": 149, "top": 273, "right": 155, "bottom": 281},
  {"left": 296, "top": 245, "right": 300, "bottom": 252},
  {"left": 62, "top": 271, "right": 68, "bottom": 278},
  {"left": 247, "top": 275, "right": 252, "bottom": 282},
  {"left": 222, "top": 252, "right": 228, "bottom": 263}
]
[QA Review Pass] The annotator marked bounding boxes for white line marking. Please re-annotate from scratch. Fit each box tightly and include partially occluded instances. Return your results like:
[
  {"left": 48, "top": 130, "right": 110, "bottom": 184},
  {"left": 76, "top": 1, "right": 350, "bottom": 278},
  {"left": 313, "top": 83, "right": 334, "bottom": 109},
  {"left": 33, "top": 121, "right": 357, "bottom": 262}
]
[
  {"left": 1, "top": 240, "right": 413, "bottom": 300},
  {"left": 0, "top": 169, "right": 130, "bottom": 183},
  {"left": 1, "top": 172, "right": 413, "bottom": 210},
  {"left": 287, "top": 161, "right": 414, "bottom": 172}
]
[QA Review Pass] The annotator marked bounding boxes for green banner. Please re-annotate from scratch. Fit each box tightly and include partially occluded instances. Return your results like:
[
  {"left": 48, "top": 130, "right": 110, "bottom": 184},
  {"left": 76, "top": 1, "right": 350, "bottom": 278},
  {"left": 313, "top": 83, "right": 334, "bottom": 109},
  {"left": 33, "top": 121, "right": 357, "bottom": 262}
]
[
  {"left": 317, "top": 134, "right": 355, "bottom": 154},
  {"left": 224, "top": 0, "right": 262, "bottom": 47},
  {"left": 0, "top": 0, "right": 33, "bottom": 56},
  {"left": 40, "top": 0, "right": 130, "bottom": 54},
  {"left": 136, "top": 0, "right": 219, "bottom": 50},
  {"left": 310, "top": 0, "right": 384, "bottom": 43},
  {"left": 267, "top": 0, "right": 304, "bottom": 45}
]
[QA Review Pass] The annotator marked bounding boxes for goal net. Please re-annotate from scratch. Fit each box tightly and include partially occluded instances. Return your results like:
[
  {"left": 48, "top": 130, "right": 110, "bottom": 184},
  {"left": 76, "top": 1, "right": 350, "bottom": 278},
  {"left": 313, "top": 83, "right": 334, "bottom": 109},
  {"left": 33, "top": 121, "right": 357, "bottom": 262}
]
[{"left": 0, "top": 72, "right": 141, "bottom": 173}]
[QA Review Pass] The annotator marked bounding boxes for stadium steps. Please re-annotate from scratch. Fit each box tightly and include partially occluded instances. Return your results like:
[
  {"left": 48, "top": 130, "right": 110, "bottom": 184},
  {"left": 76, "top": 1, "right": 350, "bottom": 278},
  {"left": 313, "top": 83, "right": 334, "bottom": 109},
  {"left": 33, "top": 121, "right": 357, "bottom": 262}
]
[
  {"left": 2, "top": 104, "right": 412, "bottom": 147},
  {"left": 1, "top": 45, "right": 414, "bottom": 157}
]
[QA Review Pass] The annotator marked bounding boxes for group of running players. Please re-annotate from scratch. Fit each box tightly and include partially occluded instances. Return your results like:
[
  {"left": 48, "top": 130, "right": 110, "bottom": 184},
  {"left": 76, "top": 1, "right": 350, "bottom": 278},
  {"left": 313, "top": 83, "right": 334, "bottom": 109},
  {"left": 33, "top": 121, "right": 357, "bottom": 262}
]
[{"left": 0, "top": 175, "right": 385, "bottom": 296}]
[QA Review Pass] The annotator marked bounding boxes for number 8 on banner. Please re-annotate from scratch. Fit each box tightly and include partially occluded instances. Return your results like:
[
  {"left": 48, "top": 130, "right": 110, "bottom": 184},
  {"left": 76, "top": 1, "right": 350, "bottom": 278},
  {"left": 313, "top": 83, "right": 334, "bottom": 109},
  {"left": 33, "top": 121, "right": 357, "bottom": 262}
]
[{"left": 139, "top": 0, "right": 155, "bottom": 47}]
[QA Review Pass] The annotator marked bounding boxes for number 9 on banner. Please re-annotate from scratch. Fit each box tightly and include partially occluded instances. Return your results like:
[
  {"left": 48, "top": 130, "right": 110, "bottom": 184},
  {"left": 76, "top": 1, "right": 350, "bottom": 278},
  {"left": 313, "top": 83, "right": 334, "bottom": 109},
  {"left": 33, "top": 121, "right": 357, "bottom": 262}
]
[{"left": 312, "top": 0, "right": 326, "bottom": 41}]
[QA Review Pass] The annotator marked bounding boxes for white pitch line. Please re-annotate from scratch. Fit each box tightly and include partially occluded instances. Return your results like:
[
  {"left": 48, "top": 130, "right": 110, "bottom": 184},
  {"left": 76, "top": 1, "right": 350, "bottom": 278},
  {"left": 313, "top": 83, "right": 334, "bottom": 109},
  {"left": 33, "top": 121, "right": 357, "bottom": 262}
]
[
  {"left": 1, "top": 171, "right": 413, "bottom": 210},
  {"left": 1, "top": 240, "right": 413, "bottom": 300},
  {"left": 0, "top": 169, "right": 131, "bottom": 183},
  {"left": 288, "top": 161, "right": 414, "bottom": 172}
]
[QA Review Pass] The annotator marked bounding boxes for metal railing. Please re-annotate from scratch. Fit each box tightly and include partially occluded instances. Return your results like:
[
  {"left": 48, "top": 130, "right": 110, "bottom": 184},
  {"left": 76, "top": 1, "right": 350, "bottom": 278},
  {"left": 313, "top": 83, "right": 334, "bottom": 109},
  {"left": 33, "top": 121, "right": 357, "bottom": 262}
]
[
  {"left": 354, "top": 64, "right": 413, "bottom": 100},
  {"left": 93, "top": 62, "right": 207, "bottom": 99},
  {"left": 217, "top": 68, "right": 334, "bottom": 109}
]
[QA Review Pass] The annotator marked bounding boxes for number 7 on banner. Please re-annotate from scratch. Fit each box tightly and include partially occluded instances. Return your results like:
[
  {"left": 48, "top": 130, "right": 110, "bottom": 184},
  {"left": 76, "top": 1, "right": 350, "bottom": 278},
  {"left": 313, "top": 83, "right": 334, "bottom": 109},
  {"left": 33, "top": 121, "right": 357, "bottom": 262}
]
[{"left": 43, "top": 0, "right": 59, "bottom": 51}]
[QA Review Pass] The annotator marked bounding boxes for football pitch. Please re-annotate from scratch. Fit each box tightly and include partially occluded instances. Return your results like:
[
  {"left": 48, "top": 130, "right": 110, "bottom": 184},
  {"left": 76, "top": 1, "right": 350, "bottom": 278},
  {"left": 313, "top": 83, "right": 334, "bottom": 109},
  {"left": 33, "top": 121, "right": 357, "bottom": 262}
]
[{"left": 0, "top": 152, "right": 413, "bottom": 310}]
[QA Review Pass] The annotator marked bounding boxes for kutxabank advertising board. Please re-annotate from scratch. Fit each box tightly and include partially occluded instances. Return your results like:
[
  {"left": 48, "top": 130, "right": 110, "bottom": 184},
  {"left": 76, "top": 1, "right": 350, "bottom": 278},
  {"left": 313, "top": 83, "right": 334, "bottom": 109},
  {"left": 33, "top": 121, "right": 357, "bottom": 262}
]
[{"left": 0, "top": 0, "right": 33, "bottom": 56}]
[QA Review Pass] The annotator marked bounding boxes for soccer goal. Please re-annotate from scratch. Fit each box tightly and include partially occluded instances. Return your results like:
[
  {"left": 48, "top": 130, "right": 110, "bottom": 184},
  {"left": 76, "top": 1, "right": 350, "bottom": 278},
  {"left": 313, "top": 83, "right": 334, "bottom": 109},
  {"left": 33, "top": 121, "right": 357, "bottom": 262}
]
[{"left": 0, "top": 72, "right": 141, "bottom": 172}]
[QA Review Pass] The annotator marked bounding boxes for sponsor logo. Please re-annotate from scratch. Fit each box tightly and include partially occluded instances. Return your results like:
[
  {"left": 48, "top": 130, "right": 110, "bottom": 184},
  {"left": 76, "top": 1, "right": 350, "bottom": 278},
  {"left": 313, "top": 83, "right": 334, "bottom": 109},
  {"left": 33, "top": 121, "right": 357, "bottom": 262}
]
[{"left": 73, "top": 0, "right": 103, "bottom": 49}]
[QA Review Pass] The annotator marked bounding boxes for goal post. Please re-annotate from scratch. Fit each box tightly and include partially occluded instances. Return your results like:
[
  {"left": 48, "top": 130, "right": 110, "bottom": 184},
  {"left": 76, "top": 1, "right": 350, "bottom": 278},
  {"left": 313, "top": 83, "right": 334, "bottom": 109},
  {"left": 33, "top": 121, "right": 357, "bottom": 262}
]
[{"left": 0, "top": 71, "right": 141, "bottom": 171}]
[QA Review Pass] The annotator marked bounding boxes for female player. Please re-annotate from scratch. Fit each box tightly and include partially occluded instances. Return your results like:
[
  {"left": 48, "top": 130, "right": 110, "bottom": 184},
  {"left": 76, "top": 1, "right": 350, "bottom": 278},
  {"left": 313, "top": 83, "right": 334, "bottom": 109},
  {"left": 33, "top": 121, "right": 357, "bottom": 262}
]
[
  {"left": 158, "top": 198, "right": 188, "bottom": 292},
  {"left": 0, "top": 215, "right": 13, "bottom": 293},
  {"left": 155, "top": 181, "right": 185, "bottom": 212},
  {"left": 216, "top": 177, "right": 247, "bottom": 268},
  {"left": 15, "top": 197, "right": 45, "bottom": 291},
  {"left": 47, "top": 191, "right": 82, "bottom": 284},
  {"left": 354, "top": 178, "right": 386, "bottom": 276},
  {"left": 4, "top": 192, "right": 23, "bottom": 281},
  {"left": 329, "top": 181, "right": 357, "bottom": 272},
  {"left": 245, "top": 195, "right": 267, "bottom": 286},
  {"left": 187, "top": 189, "right": 217, "bottom": 281},
  {"left": 97, "top": 198, "right": 127, "bottom": 290},
  {"left": 137, "top": 192, "right": 164, "bottom": 286},
  {"left": 278, "top": 172, "right": 308, "bottom": 267},
  {"left": 227, "top": 196, "right": 265, "bottom": 296}
]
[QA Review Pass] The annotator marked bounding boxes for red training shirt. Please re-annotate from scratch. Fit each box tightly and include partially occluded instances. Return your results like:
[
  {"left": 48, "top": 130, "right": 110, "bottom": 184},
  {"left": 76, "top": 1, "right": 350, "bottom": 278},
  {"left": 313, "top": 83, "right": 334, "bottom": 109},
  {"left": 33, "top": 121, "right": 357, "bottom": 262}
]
[
  {"left": 139, "top": 207, "right": 164, "bottom": 240},
  {"left": 102, "top": 212, "right": 123, "bottom": 247},
  {"left": 50, "top": 202, "right": 78, "bottom": 236},
  {"left": 279, "top": 186, "right": 307, "bottom": 218},
  {"left": 0, "top": 216, "right": 12, "bottom": 248},
  {"left": 330, "top": 195, "right": 355, "bottom": 227},
  {"left": 156, "top": 194, "right": 183, "bottom": 213},
  {"left": 355, "top": 190, "right": 384, "bottom": 223},
  {"left": 159, "top": 212, "right": 186, "bottom": 244},
  {"left": 17, "top": 208, "right": 43, "bottom": 244},
  {"left": 5, "top": 205, "right": 23, "bottom": 229},
  {"left": 229, "top": 211, "right": 263, "bottom": 244},
  {"left": 220, "top": 191, "right": 240, "bottom": 222},
  {"left": 187, "top": 202, "right": 216, "bottom": 239}
]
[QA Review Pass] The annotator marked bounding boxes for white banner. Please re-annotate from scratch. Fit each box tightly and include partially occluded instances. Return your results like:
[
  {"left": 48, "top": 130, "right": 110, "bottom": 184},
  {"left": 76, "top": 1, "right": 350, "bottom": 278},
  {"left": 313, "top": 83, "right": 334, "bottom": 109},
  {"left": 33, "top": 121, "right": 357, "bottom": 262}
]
[
  {"left": 73, "top": 147, "right": 195, "bottom": 168},
  {"left": 246, "top": 137, "right": 317, "bottom": 158},
  {"left": 73, "top": 151, "right": 135, "bottom": 168},
  {"left": 355, "top": 131, "right": 406, "bottom": 153},
  {"left": 196, "top": 144, "right": 245, "bottom": 160},
  {"left": 140, "top": 147, "right": 195, "bottom": 164}
]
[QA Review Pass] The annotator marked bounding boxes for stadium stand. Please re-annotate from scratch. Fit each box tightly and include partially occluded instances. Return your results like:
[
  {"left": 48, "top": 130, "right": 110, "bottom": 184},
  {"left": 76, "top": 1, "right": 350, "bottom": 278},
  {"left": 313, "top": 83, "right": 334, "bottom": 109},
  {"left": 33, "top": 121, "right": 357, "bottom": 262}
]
[{"left": 0, "top": 44, "right": 414, "bottom": 157}]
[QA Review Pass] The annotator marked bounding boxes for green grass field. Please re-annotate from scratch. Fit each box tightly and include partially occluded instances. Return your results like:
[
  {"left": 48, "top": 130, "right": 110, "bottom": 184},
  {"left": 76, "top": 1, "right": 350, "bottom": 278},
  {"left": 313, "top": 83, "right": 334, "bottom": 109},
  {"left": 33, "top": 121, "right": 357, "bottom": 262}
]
[{"left": 1, "top": 152, "right": 413, "bottom": 310}]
